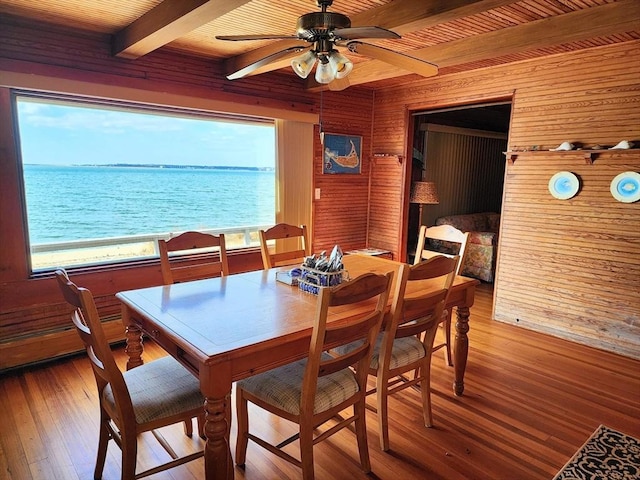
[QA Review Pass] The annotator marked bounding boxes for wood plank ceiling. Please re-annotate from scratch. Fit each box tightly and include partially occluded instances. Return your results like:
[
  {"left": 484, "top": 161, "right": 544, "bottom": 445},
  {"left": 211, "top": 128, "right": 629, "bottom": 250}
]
[{"left": 0, "top": 0, "right": 638, "bottom": 91}]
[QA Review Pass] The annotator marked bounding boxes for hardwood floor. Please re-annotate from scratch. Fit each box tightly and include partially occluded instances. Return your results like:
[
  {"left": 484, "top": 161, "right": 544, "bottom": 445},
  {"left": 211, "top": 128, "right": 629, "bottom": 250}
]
[{"left": 1, "top": 283, "right": 639, "bottom": 479}]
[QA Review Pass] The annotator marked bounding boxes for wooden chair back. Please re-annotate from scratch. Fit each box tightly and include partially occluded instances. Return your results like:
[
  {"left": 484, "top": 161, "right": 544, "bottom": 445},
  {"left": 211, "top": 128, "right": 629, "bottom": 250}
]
[
  {"left": 302, "top": 272, "right": 393, "bottom": 414},
  {"left": 414, "top": 224, "right": 469, "bottom": 274},
  {"left": 259, "top": 223, "right": 309, "bottom": 269},
  {"left": 388, "top": 255, "right": 459, "bottom": 343},
  {"left": 414, "top": 224, "right": 468, "bottom": 366},
  {"left": 235, "top": 271, "right": 392, "bottom": 478},
  {"left": 55, "top": 270, "right": 132, "bottom": 420},
  {"left": 56, "top": 269, "right": 206, "bottom": 479},
  {"left": 158, "top": 231, "right": 229, "bottom": 284}
]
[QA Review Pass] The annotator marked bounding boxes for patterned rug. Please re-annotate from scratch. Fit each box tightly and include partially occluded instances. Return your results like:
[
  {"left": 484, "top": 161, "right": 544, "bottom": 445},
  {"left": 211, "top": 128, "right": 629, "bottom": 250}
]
[{"left": 553, "top": 425, "right": 640, "bottom": 480}]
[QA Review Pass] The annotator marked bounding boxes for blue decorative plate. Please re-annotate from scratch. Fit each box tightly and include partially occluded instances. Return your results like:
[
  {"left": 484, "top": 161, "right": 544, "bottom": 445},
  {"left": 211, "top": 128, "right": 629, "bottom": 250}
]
[
  {"left": 548, "top": 171, "right": 580, "bottom": 200},
  {"left": 610, "top": 171, "right": 640, "bottom": 203}
]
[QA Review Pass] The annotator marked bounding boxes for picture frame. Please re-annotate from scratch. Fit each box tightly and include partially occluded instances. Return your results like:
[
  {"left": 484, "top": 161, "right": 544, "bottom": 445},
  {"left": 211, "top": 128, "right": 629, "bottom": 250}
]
[{"left": 323, "top": 133, "right": 362, "bottom": 174}]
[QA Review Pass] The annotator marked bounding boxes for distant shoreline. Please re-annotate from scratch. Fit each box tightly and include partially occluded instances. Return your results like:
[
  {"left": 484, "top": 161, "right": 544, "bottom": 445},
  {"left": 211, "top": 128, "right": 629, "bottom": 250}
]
[{"left": 25, "top": 163, "right": 275, "bottom": 172}]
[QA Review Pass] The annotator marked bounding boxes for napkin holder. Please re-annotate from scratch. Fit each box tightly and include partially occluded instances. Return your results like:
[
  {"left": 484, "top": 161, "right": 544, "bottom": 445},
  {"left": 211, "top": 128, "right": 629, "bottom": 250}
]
[{"left": 298, "top": 265, "right": 345, "bottom": 295}]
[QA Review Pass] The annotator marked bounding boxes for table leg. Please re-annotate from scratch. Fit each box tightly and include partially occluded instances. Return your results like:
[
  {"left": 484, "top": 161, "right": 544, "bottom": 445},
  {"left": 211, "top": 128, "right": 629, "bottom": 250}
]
[
  {"left": 204, "top": 394, "right": 233, "bottom": 479},
  {"left": 122, "top": 306, "right": 143, "bottom": 370},
  {"left": 201, "top": 362, "right": 234, "bottom": 480},
  {"left": 453, "top": 305, "right": 470, "bottom": 396}
]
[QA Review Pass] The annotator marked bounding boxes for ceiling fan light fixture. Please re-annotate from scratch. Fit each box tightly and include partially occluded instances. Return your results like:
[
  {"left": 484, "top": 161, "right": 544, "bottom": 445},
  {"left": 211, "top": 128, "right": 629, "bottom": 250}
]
[
  {"left": 315, "top": 57, "right": 337, "bottom": 84},
  {"left": 329, "top": 51, "right": 353, "bottom": 79},
  {"left": 291, "top": 50, "right": 317, "bottom": 79}
]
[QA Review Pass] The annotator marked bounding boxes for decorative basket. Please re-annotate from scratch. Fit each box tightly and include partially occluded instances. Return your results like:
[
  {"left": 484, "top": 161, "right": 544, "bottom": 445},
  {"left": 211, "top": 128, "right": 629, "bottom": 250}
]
[{"left": 298, "top": 265, "right": 345, "bottom": 295}]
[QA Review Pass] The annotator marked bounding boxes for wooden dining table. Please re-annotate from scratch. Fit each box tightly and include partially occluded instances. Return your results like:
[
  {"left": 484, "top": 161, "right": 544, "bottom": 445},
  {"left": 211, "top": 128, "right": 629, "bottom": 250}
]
[{"left": 117, "top": 254, "right": 479, "bottom": 480}]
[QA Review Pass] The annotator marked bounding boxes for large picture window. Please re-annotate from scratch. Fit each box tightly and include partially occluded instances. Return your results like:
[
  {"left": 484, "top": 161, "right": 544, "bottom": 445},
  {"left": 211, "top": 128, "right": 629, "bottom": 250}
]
[{"left": 15, "top": 95, "right": 276, "bottom": 271}]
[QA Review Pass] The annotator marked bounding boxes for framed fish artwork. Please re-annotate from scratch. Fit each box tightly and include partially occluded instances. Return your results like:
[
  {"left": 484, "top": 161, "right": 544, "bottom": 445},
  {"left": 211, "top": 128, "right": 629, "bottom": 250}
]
[{"left": 323, "top": 133, "right": 362, "bottom": 174}]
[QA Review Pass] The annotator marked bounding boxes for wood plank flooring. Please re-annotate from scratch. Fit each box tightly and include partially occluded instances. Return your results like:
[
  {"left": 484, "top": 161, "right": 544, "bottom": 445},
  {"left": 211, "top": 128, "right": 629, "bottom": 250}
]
[{"left": 1, "top": 283, "right": 639, "bottom": 479}]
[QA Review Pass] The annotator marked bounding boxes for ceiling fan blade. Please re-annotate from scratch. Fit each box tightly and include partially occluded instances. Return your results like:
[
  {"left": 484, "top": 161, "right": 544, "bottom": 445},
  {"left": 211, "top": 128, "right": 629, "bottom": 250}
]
[
  {"left": 348, "top": 41, "right": 438, "bottom": 77},
  {"left": 226, "top": 46, "right": 308, "bottom": 80},
  {"left": 216, "top": 34, "right": 300, "bottom": 41},
  {"left": 332, "top": 26, "right": 400, "bottom": 40}
]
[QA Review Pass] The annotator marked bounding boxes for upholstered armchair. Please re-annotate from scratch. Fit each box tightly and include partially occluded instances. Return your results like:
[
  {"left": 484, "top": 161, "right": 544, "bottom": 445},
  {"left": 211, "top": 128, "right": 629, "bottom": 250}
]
[{"left": 435, "top": 212, "right": 500, "bottom": 282}]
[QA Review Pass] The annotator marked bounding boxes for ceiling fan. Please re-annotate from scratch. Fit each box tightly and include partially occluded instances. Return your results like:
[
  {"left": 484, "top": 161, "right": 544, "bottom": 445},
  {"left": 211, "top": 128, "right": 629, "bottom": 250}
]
[{"left": 215, "top": 0, "right": 438, "bottom": 85}]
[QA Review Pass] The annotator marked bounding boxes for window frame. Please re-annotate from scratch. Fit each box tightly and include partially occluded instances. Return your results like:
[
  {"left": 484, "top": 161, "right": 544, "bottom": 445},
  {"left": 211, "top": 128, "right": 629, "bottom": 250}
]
[{"left": 12, "top": 90, "right": 278, "bottom": 274}]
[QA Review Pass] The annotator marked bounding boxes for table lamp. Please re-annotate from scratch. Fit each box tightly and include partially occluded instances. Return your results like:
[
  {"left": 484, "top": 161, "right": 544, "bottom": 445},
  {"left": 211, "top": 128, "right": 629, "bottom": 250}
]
[{"left": 410, "top": 181, "right": 439, "bottom": 224}]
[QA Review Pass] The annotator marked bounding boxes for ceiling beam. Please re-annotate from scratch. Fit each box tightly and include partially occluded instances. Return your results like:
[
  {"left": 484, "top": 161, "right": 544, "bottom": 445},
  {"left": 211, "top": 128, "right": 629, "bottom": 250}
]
[
  {"left": 307, "top": 0, "right": 640, "bottom": 91},
  {"left": 353, "top": 0, "right": 515, "bottom": 35},
  {"left": 223, "top": 0, "right": 514, "bottom": 78},
  {"left": 113, "top": 0, "right": 252, "bottom": 59}
]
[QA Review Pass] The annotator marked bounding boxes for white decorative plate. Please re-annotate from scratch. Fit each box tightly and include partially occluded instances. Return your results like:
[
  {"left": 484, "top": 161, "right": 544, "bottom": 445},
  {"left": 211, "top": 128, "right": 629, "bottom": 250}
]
[
  {"left": 610, "top": 171, "right": 640, "bottom": 203},
  {"left": 548, "top": 171, "right": 580, "bottom": 200}
]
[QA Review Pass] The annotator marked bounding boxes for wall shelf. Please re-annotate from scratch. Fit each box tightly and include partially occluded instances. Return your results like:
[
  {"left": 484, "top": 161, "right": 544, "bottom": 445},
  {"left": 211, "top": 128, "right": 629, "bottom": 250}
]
[
  {"left": 504, "top": 149, "right": 638, "bottom": 165},
  {"left": 372, "top": 154, "right": 403, "bottom": 165}
]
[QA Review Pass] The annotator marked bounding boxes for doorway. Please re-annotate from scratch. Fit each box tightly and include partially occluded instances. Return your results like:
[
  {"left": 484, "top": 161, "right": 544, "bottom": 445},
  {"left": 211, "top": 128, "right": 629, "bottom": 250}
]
[{"left": 408, "top": 102, "right": 511, "bottom": 261}]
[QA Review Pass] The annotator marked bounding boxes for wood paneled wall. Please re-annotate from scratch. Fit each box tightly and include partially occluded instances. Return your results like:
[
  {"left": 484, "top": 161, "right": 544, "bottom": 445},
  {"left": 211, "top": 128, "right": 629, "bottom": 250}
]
[
  {"left": 0, "top": 16, "right": 374, "bottom": 369},
  {"left": 371, "top": 40, "right": 640, "bottom": 358},
  {"left": 312, "top": 89, "right": 375, "bottom": 254},
  {"left": 367, "top": 155, "right": 405, "bottom": 257},
  {"left": 498, "top": 150, "right": 639, "bottom": 357}
]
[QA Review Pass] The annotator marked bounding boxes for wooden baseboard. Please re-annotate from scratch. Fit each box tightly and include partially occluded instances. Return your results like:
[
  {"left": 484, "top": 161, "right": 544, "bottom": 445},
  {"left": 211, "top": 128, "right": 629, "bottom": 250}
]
[{"left": 0, "top": 319, "right": 125, "bottom": 371}]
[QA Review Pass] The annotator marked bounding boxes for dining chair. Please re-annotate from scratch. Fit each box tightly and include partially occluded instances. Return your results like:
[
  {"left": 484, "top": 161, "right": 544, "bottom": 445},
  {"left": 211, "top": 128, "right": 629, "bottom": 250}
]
[
  {"left": 413, "top": 224, "right": 469, "bottom": 366},
  {"left": 259, "top": 223, "right": 310, "bottom": 269},
  {"left": 55, "top": 269, "right": 205, "bottom": 480},
  {"left": 235, "top": 271, "right": 393, "bottom": 480},
  {"left": 369, "top": 255, "right": 458, "bottom": 451},
  {"left": 158, "top": 230, "right": 229, "bottom": 284}
]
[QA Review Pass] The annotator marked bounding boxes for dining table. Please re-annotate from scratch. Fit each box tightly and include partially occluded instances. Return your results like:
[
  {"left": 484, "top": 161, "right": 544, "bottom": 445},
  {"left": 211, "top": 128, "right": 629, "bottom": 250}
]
[{"left": 116, "top": 253, "right": 479, "bottom": 480}]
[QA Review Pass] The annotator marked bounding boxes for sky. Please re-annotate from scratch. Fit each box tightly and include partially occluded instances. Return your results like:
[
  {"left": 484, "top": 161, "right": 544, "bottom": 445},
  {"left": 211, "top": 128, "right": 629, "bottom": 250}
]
[{"left": 16, "top": 98, "right": 276, "bottom": 168}]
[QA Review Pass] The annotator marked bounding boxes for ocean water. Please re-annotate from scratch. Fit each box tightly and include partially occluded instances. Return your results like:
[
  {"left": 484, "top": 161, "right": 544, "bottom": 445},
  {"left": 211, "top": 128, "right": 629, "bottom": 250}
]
[{"left": 23, "top": 164, "right": 275, "bottom": 244}]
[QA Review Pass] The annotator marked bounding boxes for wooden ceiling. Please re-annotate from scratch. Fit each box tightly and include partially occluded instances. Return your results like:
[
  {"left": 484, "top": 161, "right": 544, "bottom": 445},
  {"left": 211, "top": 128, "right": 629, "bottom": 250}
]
[{"left": 0, "top": 0, "right": 638, "bottom": 90}]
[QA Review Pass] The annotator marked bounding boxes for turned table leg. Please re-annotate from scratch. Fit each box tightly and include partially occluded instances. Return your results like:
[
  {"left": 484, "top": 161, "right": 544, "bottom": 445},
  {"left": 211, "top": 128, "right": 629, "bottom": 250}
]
[
  {"left": 201, "top": 363, "right": 234, "bottom": 480},
  {"left": 453, "top": 305, "right": 470, "bottom": 396},
  {"left": 122, "top": 307, "right": 143, "bottom": 370},
  {"left": 203, "top": 394, "right": 233, "bottom": 479}
]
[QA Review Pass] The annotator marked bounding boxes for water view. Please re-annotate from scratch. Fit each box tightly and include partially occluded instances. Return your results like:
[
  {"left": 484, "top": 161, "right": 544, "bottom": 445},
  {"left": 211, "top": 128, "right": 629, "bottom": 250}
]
[{"left": 23, "top": 164, "right": 276, "bottom": 244}]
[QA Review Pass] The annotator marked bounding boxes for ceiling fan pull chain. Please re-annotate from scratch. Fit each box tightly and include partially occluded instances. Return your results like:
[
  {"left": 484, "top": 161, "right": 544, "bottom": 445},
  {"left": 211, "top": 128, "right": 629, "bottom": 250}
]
[{"left": 319, "top": 89, "right": 324, "bottom": 142}]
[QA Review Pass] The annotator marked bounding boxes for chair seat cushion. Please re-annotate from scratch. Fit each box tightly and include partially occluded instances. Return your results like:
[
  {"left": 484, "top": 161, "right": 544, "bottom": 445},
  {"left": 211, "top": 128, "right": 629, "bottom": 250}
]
[
  {"left": 370, "top": 335, "right": 426, "bottom": 370},
  {"left": 103, "top": 356, "right": 204, "bottom": 425},
  {"left": 334, "top": 334, "right": 426, "bottom": 371},
  {"left": 237, "top": 353, "right": 358, "bottom": 416}
]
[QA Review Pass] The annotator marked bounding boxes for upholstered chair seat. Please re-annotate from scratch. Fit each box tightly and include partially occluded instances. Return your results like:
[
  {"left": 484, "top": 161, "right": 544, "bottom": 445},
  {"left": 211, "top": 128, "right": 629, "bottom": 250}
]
[
  {"left": 102, "top": 355, "right": 204, "bottom": 425},
  {"left": 237, "top": 353, "right": 358, "bottom": 416}
]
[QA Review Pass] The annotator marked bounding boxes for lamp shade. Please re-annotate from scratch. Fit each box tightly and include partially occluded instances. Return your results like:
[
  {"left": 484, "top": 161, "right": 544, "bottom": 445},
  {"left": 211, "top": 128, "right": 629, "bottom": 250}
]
[
  {"left": 291, "top": 50, "right": 317, "bottom": 79},
  {"left": 329, "top": 51, "right": 353, "bottom": 79},
  {"left": 410, "top": 181, "right": 439, "bottom": 204},
  {"left": 315, "top": 59, "right": 337, "bottom": 84}
]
